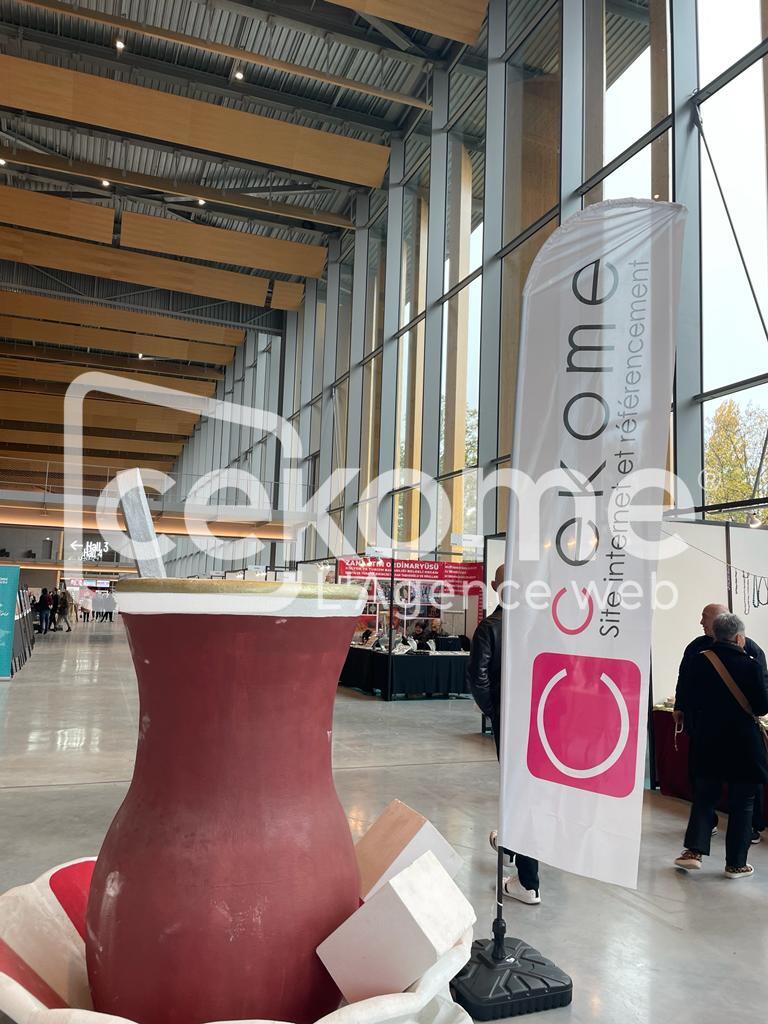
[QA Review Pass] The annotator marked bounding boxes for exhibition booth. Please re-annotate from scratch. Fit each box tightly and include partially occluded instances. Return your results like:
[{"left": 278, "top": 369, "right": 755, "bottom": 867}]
[{"left": 298, "top": 557, "right": 484, "bottom": 700}]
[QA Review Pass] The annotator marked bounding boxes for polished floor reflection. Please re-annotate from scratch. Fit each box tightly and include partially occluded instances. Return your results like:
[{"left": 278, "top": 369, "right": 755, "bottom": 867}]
[{"left": 1, "top": 621, "right": 767, "bottom": 1023}]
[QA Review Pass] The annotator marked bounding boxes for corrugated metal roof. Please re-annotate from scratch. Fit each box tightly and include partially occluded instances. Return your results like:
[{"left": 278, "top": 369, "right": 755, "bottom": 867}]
[
  {"left": 0, "top": 0, "right": 493, "bottom": 319},
  {"left": 0, "top": 0, "right": 430, "bottom": 122},
  {"left": 0, "top": 257, "right": 277, "bottom": 326}
]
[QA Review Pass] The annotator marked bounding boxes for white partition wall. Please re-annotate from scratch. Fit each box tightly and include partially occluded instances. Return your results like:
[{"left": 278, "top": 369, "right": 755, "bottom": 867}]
[
  {"left": 485, "top": 522, "right": 764, "bottom": 705},
  {"left": 651, "top": 521, "right": 728, "bottom": 702},
  {"left": 484, "top": 537, "right": 505, "bottom": 614},
  {"left": 728, "top": 525, "right": 768, "bottom": 655}
]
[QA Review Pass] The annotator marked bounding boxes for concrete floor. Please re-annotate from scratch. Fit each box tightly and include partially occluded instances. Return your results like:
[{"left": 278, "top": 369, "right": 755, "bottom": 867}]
[{"left": 1, "top": 622, "right": 767, "bottom": 1023}]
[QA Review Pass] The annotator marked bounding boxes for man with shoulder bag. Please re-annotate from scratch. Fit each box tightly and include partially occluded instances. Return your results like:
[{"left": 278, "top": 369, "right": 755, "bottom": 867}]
[
  {"left": 675, "top": 602, "right": 767, "bottom": 843},
  {"left": 673, "top": 613, "right": 768, "bottom": 879}
]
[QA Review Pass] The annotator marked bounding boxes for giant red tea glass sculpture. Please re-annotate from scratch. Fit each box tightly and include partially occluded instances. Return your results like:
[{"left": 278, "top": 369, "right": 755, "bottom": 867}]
[{"left": 86, "top": 579, "right": 365, "bottom": 1024}]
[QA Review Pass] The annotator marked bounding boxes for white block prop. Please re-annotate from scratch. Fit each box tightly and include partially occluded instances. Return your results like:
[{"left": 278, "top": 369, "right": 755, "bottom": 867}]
[
  {"left": 355, "top": 801, "right": 463, "bottom": 901},
  {"left": 316, "top": 851, "right": 476, "bottom": 1004},
  {"left": 1, "top": 858, "right": 474, "bottom": 1024}
]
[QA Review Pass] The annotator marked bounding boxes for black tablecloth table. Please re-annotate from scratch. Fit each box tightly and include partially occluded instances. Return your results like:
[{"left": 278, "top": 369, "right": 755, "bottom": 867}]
[
  {"left": 339, "top": 645, "right": 376, "bottom": 693},
  {"left": 339, "top": 646, "right": 470, "bottom": 700},
  {"left": 652, "top": 707, "right": 768, "bottom": 818}
]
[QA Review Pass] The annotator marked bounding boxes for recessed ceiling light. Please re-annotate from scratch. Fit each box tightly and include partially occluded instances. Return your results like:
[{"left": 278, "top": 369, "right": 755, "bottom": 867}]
[
  {"left": 197, "top": 198, "right": 206, "bottom": 206},
  {"left": 234, "top": 69, "right": 244, "bottom": 80},
  {"left": 138, "top": 353, "right": 143, "bottom": 360},
  {"left": 115, "top": 39, "right": 126, "bottom": 51},
  {"left": 101, "top": 179, "right": 111, "bottom": 187},
  {"left": 0, "top": 159, "right": 6, "bottom": 166}
]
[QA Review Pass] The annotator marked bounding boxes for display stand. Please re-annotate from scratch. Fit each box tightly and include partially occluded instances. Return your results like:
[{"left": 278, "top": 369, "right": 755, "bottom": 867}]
[
  {"left": 333, "top": 554, "right": 484, "bottom": 700},
  {"left": 0, "top": 567, "right": 34, "bottom": 680},
  {"left": 13, "top": 585, "right": 35, "bottom": 676}
]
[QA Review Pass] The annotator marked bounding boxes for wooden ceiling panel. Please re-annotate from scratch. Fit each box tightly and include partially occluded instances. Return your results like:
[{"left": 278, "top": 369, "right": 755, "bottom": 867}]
[
  {"left": 0, "top": 356, "right": 216, "bottom": 397},
  {"left": 0, "top": 341, "right": 224, "bottom": 381},
  {"left": 120, "top": 212, "right": 327, "bottom": 279},
  {"left": 0, "top": 428, "right": 183, "bottom": 457},
  {"left": 0, "top": 146, "right": 354, "bottom": 230},
  {"left": 271, "top": 281, "right": 306, "bottom": 311},
  {"left": 0, "top": 389, "right": 198, "bottom": 434},
  {"left": 0, "top": 290, "right": 243, "bottom": 346},
  {"left": 0, "top": 183, "right": 114, "bottom": 243},
  {"left": 0, "top": 449, "right": 173, "bottom": 471},
  {"left": 0, "top": 54, "right": 390, "bottom": 188},
  {"left": 330, "top": 0, "right": 488, "bottom": 45},
  {"left": 0, "top": 314, "right": 234, "bottom": 364},
  {"left": 0, "top": 226, "right": 269, "bottom": 307}
]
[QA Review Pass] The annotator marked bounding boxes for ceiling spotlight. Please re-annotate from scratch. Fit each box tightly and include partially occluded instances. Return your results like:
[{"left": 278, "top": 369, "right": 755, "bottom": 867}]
[
  {"left": 101, "top": 179, "right": 111, "bottom": 188},
  {"left": 653, "top": 193, "right": 660, "bottom": 200},
  {"left": 234, "top": 69, "right": 244, "bottom": 80},
  {"left": 197, "top": 198, "right": 206, "bottom": 206},
  {"left": 115, "top": 39, "right": 126, "bottom": 52},
  {"left": 0, "top": 158, "right": 6, "bottom": 166},
  {"left": 748, "top": 512, "right": 762, "bottom": 528},
  {"left": 138, "top": 353, "right": 144, "bottom": 360}
]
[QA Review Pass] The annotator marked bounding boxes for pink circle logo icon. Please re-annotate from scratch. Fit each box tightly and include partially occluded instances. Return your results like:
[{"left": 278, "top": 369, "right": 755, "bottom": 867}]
[{"left": 526, "top": 652, "right": 642, "bottom": 797}]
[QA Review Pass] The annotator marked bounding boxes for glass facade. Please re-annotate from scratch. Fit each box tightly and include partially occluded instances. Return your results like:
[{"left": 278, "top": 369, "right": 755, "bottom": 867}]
[{"left": 166, "top": 0, "right": 768, "bottom": 574}]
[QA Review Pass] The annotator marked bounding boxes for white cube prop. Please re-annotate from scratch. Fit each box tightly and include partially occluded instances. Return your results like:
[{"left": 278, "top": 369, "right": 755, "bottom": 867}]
[
  {"left": 317, "top": 850, "right": 476, "bottom": 1005},
  {"left": 355, "top": 800, "right": 463, "bottom": 901}
]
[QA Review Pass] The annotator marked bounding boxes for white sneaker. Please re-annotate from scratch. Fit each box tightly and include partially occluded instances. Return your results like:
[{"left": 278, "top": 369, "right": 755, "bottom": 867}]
[
  {"left": 724, "top": 864, "right": 754, "bottom": 880},
  {"left": 502, "top": 876, "right": 541, "bottom": 904},
  {"left": 674, "top": 850, "right": 702, "bottom": 870}
]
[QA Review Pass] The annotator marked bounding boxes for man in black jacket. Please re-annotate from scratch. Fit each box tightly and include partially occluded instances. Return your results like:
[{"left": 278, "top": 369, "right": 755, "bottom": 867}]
[
  {"left": 675, "top": 602, "right": 767, "bottom": 842},
  {"left": 674, "top": 612, "right": 768, "bottom": 878},
  {"left": 466, "top": 566, "right": 541, "bottom": 904}
]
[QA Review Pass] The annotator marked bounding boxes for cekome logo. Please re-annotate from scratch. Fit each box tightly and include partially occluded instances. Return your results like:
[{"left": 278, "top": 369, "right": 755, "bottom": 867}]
[{"left": 526, "top": 652, "right": 642, "bottom": 798}]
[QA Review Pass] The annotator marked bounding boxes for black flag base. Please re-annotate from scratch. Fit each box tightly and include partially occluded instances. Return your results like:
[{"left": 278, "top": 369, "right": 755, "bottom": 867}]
[
  {"left": 450, "top": 935, "right": 573, "bottom": 1019},
  {"left": 451, "top": 848, "right": 572, "bottom": 1018}
]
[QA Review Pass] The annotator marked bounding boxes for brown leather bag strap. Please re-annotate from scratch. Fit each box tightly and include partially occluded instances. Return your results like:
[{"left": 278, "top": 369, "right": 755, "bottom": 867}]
[{"left": 701, "top": 649, "right": 755, "bottom": 717}]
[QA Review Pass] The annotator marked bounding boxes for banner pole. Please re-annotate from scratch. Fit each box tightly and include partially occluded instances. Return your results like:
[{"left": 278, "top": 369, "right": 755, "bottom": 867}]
[{"left": 490, "top": 847, "right": 506, "bottom": 961}]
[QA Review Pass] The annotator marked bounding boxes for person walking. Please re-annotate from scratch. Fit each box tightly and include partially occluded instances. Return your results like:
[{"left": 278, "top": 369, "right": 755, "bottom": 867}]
[
  {"left": 80, "top": 589, "right": 92, "bottom": 623},
  {"left": 38, "top": 587, "right": 51, "bottom": 635},
  {"left": 57, "top": 589, "right": 73, "bottom": 632},
  {"left": 674, "top": 612, "right": 768, "bottom": 879},
  {"left": 675, "top": 602, "right": 767, "bottom": 843},
  {"left": 50, "top": 588, "right": 60, "bottom": 631},
  {"left": 466, "top": 565, "right": 541, "bottom": 904}
]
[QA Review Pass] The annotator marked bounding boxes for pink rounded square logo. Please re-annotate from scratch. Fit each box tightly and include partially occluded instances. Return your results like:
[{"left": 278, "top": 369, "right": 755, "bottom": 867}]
[{"left": 526, "top": 652, "right": 642, "bottom": 797}]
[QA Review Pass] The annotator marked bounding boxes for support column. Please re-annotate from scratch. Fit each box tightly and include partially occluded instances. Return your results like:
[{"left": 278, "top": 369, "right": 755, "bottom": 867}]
[
  {"left": 377, "top": 137, "right": 406, "bottom": 548},
  {"left": 650, "top": 0, "right": 671, "bottom": 199},
  {"left": 441, "top": 136, "right": 473, "bottom": 551},
  {"left": 344, "top": 194, "right": 371, "bottom": 550},
  {"left": 583, "top": 0, "right": 605, "bottom": 192},
  {"left": 316, "top": 238, "right": 341, "bottom": 559},
  {"left": 561, "top": 0, "right": 585, "bottom": 220},
  {"left": 297, "top": 281, "right": 317, "bottom": 560},
  {"left": 671, "top": 0, "right": 703, "bottom": 507},
  {"left": 420, "top": 69, "right": 450, "bottom": 550},
  {"left": 477, "top": 0, "right": 507, "bottom": 539}
]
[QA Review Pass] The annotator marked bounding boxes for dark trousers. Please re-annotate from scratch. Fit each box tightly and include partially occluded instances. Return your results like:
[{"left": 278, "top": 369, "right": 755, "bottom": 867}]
[
  {"left": 753, "top": 785, "right": 765, "bottom": 832},
  {"left": 490, "top": 716, "right": 540, "bottom": 892},
  {"left": 684, "top": 779, "right": 755, "bottom": 868}
]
